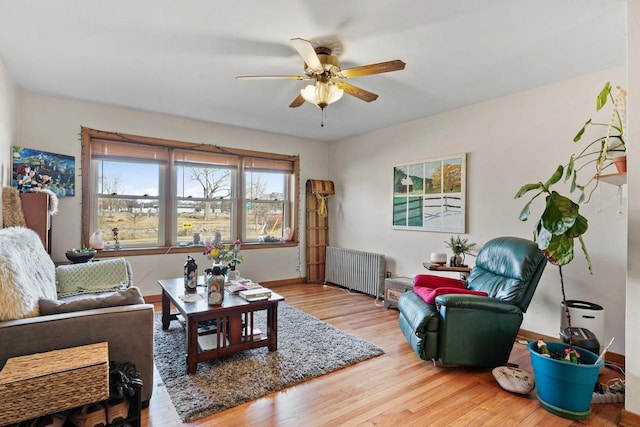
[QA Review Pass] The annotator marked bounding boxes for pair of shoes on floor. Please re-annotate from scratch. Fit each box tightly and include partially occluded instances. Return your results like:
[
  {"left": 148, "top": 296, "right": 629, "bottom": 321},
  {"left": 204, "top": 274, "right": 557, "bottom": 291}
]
[
  {"left": 592, "top": 378, "right": 625, "bottom": 403},
  {"left": 105, "top": 397, "right": 130, "bottom": 424},
  {"left": 28, "top": 411, "right": 67, "bottom": 427},
  {"left": 69, "top": 403, "right": 106, "bottom": 427},
  {"left": 68, "top": 397, "right": 131, "bottom": 427}
]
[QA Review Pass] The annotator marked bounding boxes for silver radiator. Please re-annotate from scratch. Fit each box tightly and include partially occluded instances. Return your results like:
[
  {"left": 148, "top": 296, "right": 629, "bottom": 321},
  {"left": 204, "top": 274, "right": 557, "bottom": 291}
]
[{"left": 325, "top": 246, "right": 386, "bottom": 298}]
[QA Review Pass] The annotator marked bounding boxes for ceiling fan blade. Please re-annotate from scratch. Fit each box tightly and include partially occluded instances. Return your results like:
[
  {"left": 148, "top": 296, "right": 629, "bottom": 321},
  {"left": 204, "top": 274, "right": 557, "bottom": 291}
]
[
  {"left": 335, "top": 82, "right": 379, "bottom": 102},
  {"left": 339, "top": 60, "right": 406, "bottom": 79},
  {"left": 289, "top": 94, "right": 306, "bottom": 108},
  {"left": 236, "top": 75, "right": 309, "bottom": 80},
  {"left": 290, "top": 38, "right": 324, "bottom": 73}
]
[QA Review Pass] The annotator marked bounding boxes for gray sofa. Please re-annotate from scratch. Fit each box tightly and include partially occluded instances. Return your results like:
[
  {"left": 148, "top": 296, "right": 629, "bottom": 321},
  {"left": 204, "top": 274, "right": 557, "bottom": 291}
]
[{"left": 0, "top": 227, "right": 155, "bottom": 403}]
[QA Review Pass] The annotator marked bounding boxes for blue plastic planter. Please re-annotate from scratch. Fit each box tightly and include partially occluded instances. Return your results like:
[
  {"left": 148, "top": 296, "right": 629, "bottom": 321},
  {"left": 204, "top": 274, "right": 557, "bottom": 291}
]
[{"left": 528, "top": 341, "right": 604, "bottom": 420}]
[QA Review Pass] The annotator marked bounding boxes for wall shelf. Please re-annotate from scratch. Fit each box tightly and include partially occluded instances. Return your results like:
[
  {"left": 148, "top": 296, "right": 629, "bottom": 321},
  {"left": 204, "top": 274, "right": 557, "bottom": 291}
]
[{"left": 597, "top": 172, "right": 626, "bottom": 186}]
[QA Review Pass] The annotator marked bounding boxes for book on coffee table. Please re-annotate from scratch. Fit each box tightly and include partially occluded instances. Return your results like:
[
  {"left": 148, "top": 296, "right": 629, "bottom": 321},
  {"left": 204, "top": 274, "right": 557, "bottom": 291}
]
[
  {"left": 239, "top": 287, "right": 272, "bottom": 301},
  {"left": 198, "top": 334, "right": 229, "bottom": 351},
  {"left": 242, "top": 328, "right": 262, "bottom": 341},
  {"left": 226, "top": 280, "right": 263, "bottom": 294},
  {"left": 176, "top": 315, "right": 219, "bottom": 335}
]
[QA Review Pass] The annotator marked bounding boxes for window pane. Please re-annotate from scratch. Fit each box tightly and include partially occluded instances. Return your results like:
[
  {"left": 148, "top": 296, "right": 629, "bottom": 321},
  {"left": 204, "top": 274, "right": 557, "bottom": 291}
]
[
  {"left": 176, "top": 164, "right": 234, "bottom": 243},
  {"left": 96, "top": 159, "right": 161, "bottom": 247},
  {"left": 97, "top": 196, "right": 160, "bottom": 247},
  {"left": 98, "top": 160, "right": 159, "bottom": 196},
  {"left": 244, "top": 171, "right": 288, "bottom": 242},
  {"left": 245, "top": 201, "right": 284, "bottom": 242},
  {"left": 176, "top": 164, "right": 232, "bottom": 198},
  {"left": 177, "top": 199, "right": 233, "bottom": 243},
  {"left": 245, "top": 171, "right": 285, "bottom": 200}
]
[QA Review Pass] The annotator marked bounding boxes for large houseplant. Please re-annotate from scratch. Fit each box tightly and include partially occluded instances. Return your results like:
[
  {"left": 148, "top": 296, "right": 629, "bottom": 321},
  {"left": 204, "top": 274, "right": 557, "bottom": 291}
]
[
  {"left": 514, "top": 82, "right": 626, "bottom": 419},
  {"left": 567, "top": 82, "right": 627, "bottom": 202}
]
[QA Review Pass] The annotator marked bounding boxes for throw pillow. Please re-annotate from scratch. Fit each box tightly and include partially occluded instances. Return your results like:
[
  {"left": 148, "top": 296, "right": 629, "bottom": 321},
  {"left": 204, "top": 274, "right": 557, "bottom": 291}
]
[
  {"left": 413, "top": 285, "right": 488, "bottom": 305},
  {"left": 492, "top": 366, "right": 535, "bottom": 394},
  {"left": 56, "top": 258, "right": 131, "bottom": 297},
  {"left": 413, "top": 274, "right": 465, "bottom": 289},
  {"left": 39, "top": 287, "right": 145, "bottom": 315},
  {"left": 0, "top": 226, "right": 56, "bottom": 320},
  {"left": 1, "top": 187, "right": 27, "bottom": 227}
]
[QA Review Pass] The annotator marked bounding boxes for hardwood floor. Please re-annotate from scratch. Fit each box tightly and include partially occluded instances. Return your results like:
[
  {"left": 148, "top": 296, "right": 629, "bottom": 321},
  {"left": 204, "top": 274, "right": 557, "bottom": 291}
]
[{"left": 144, "top": 283, "right": 624, "bottom": 426}]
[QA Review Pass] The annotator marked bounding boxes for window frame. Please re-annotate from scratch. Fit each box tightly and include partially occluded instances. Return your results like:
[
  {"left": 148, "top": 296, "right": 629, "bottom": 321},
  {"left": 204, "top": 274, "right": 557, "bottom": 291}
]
[{"left": 81, "top": 127, "right": 299, "bottom": 256}]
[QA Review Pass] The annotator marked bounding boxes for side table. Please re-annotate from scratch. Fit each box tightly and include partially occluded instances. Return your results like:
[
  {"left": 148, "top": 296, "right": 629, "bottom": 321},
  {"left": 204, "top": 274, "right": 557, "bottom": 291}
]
[
  {"left": 422, "top": 262, "right": 472, "bottom": 281},
  {"left": 384, "top": 276, "right": 414, "bottom": 309}
]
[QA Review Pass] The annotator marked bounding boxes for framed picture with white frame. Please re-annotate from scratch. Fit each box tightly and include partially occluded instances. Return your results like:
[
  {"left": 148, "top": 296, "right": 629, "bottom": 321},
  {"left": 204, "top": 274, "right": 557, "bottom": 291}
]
[{"left": 392, "top": 153, "right": 466, "bottom": 233}]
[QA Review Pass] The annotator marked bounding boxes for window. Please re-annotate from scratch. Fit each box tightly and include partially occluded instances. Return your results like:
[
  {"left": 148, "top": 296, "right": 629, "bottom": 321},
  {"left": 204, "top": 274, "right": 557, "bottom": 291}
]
[
  {"left": 81, "top": 128, "right": 298, "bottom": 252},
  {"left": 245, "top": 157, "right": 294, "bottom": 242}
]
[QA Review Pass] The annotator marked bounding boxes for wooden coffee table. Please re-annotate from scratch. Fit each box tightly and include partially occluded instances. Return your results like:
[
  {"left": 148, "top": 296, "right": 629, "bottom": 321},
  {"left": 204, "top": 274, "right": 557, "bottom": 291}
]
[{"left": 158, "top": 278, "right": 284, "bottom": 374}]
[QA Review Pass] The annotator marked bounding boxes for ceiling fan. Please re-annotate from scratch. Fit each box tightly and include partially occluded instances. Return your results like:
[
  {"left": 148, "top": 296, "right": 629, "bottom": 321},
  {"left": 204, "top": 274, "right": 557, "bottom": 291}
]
[{"left": 236, "top": 38, "right": 406, "bottom": 125}]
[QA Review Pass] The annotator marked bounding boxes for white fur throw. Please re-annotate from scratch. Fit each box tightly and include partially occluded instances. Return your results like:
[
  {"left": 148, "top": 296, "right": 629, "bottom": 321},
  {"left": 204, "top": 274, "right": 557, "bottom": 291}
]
[{"left": 0, "top": 226, "right": 56, "bottom": 320}]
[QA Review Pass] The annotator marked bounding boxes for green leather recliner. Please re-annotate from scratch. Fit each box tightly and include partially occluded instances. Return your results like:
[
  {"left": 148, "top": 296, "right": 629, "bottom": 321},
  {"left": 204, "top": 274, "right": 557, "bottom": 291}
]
[{"left": 397, "top": 236, "right": 546, "bottom": 367}]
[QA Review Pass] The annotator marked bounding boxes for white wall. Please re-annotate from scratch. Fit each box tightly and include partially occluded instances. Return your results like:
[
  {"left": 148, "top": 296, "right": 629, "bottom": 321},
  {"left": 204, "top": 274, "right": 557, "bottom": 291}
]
[
  {"left": 15, "top": 93, "right": 329, "bottom": 295},
  {"left": 625, "top": 0, "right": 639, "bottom": 416},
  {"left": 0, "top": 56, "right": 17, "bottom": 191},
  {"left": 328, "top": 67, "right": 627, "bottom": 355}
]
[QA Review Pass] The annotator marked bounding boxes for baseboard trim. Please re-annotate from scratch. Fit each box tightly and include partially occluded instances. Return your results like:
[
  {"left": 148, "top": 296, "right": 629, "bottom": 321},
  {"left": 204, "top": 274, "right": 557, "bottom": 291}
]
[
  {"left": 518, "top": 328, "right": 625, "bottom": 368},
  {"left": 260, "top": 277, "right": 306, "bottom": 287},
  {"left": 144, "top": 294, "right": 162, "bottom": 304},
  {"left": 621, "top": 409, "right": 640, "bottom": 427},
  {"left": 143, "top": 277, "right": 306, "bottom": 304}
]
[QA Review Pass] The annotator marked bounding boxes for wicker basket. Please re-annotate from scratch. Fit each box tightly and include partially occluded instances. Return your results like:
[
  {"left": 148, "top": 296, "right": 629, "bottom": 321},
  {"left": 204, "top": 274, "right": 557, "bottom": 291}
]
[{"left": 0, "top": 342, "right": 109, "bottom": 425}]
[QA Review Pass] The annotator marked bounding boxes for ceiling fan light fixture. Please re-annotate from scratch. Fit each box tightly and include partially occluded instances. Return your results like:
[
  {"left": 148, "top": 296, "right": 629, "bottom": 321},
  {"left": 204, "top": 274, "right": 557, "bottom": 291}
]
[{"left": 300, "top": 82, "right": 344, "bottom": 109}]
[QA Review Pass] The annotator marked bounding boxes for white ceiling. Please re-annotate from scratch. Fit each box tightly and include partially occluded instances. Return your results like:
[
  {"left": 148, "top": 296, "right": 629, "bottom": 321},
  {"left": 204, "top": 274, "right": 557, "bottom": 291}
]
[{"left": 0, "top": 0, "right": 626, "bottom": 142}]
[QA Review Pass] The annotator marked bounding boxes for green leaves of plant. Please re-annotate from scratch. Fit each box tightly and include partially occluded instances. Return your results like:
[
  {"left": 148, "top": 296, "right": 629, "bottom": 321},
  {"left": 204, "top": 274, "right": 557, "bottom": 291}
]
[
  {"left": 596, "top": 82, "right": 612, "bottom": 111},
  {"left": 543, "top": 233, "right": 574, "bottom": 266},
  {"left": 515, "top": 81, "right": 621, "bottom": 274},
  {"left": 573, "top": 119, "right": 591, "bottom": 142},
  {"left": 545, "top": 165, "right": 564, "bottom": 187},
  {"left": 514, "top": 182, "right": 542, "bottom": 199},
  {"left": 541, "top": 191, "right": 579, "bottom": 235},
  {"left": 532, "top": 191, "right": 589, "bottom": 268},
  {"left": 515, "top": 165, "right": 565, "bottom": 221}
]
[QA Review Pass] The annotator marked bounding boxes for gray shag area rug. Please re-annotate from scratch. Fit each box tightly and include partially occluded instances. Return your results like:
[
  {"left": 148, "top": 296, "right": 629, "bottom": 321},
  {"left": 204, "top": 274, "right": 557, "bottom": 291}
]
[{"left": 153, "top": 303, "right": 384, "bottom": 422}]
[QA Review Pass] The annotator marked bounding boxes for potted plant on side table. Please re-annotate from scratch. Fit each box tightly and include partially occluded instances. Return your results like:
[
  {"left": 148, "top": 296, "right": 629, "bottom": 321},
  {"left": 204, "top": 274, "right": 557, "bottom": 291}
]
[
  {"left": 444, "top": 235, "right": 476, "bottom": 267},
  {"left": 514, "top": 82, "right": 626, "bottom": 420}
]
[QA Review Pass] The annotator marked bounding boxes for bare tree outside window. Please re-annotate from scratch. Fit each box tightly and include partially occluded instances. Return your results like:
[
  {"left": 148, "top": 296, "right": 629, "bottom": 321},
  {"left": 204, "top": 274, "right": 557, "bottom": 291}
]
[
  {"left": 190, "top": 168, "right": 231, "bottom": 220},
  {"left": 247, "top": 174, "right": 268, "bottom": 233},
  {"left": 99, "top": 174, "right": 123, "bottom": 218}
]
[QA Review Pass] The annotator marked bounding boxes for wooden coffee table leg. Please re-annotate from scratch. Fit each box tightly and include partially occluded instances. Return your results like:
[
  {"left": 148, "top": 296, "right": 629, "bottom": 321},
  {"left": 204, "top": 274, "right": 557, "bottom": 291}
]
[
  {"left": 228, "top": 312, "right": 242, "bottom": 346},
  {"left": 186, "top": 317, "right": 198, "bottom": 374},
  {"left": 268, "top": 302, "right": 278, "bottom": 351},
  {"left": 161, "top": 290, "right": 171, "bottom": 330}
]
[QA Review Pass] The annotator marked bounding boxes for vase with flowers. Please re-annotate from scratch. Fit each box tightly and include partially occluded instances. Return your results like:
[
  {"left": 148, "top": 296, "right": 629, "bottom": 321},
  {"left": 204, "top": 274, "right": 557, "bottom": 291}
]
[
  {"left": 223, "top": 240, "right": 243, "bottom": 280},
  {"left": 202, "top": 233, "right": 244, "bottom": 279},
  {"left": 203, "top": 234, "right": 228, "bottom": 269}
]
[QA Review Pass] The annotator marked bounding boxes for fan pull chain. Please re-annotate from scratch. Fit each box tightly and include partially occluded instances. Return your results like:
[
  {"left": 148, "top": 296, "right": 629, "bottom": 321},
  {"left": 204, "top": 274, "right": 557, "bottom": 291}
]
[{"left": 320, "top": 108, "right": 325, "bottom": 127}]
